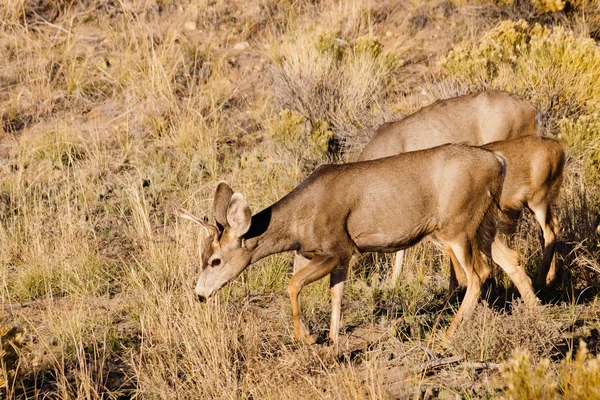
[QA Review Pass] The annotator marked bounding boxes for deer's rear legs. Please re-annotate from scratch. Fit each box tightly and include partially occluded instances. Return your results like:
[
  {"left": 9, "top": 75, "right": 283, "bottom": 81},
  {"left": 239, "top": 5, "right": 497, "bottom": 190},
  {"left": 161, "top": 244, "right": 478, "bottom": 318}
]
[
  {"left": 530, "top": 202, "right": 559, "bottom": 289},
  {"left": 288, "top": 255, "right": 340, "bottom": 344},
  {"left": 390, "top": 250, "right": 405, "bottom": 285},
  {"left": 491, "top": 237, "right": 539, "bottom": 305}
]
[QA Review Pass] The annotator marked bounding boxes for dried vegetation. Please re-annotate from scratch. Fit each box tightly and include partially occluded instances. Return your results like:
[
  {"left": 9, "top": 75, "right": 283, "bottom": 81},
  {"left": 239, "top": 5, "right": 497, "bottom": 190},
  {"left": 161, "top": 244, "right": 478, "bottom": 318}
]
[{"left": 0, "top": 0, "right": 599, "bottom": 398}]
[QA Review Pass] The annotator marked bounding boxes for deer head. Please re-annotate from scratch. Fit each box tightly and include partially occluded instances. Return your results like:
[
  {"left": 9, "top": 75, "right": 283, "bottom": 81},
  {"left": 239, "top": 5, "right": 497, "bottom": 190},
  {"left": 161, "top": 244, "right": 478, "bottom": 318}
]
[{"left": 177, "top": 181, "right": 253, "bottom": 301}]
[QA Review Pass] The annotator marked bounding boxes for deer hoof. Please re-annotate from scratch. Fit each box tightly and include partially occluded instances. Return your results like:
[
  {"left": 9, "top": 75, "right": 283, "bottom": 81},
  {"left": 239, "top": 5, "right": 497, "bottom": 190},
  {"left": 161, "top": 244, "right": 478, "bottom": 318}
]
[{"left": 299, "top": 333, "right": 317, "bottom": 345}]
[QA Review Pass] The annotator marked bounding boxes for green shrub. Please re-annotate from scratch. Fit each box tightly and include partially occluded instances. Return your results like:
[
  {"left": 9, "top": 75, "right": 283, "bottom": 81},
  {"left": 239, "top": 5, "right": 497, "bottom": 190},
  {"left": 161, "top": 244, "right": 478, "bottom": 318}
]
[
  {"left": 267, "top": 109, "right": 333, "bottom": 159},
  {"left": 501, "top": 349, "right": 557, "bottom": 399},
  {"left": 0, "top": 322, "right": 26, "bottom": 392},
  {"left": 531, "top": 0, "right": 566, "bottom": 12},
  {"left": 559, "top": 114, "right": 600, "bottom": 184},
  {"left": 442, "top": 20, "right": 600, "bottom": 123}
]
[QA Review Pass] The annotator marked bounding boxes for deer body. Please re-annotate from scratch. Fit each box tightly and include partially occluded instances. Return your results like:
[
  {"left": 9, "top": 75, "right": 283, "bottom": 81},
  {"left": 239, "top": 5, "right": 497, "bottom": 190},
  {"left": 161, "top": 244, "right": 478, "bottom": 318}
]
[
  {"left": 179, "top": 144, "right": 538, "bottom": 344},
  {"left": 359, "top": 90, "right": 539, "bottom": 161},
  {"left": 282, "top": 146, "right": 494, "bottom": 256}
]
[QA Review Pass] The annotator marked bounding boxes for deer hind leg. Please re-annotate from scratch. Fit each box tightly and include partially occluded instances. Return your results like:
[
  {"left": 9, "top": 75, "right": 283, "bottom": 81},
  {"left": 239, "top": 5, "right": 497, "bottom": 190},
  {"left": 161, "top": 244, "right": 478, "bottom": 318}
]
[
  {"left": 491, "top": 236, "right": 539, "bottom": 305},
  {"left": 445, "top": 245, "right": 468, "bottom": 295},
  {"left": 530, "top": 202, "right": 559, "bottom": 288},
  {"left": 329, "top": 265, "right": 349, "bottom": 343},
  {"left": 288, "top": 255, "right": 340, "bottom": 344},
  {"left": 444, "top": 236, "right": 482, "bottom": 338}
]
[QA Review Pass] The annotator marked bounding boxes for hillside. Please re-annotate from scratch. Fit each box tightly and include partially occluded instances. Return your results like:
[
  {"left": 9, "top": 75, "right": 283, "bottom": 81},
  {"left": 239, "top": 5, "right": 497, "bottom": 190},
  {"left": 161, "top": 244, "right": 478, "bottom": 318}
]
[{"left": 1, "top": 0, "right": 600, "bottom": 398}]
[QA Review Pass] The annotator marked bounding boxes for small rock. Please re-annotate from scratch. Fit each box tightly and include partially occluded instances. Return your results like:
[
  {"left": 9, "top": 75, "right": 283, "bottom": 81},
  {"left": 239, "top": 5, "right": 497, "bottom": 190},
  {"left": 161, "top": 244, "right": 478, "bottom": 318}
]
[
  {"left": 234, "top": 41, "right": 250, "bottom": 51},
  {"left": 386, "top": 30, "right": 393, "bottom": 37},
  {"left": 184, "top": 21, "right": 197, "bottom": 31}
]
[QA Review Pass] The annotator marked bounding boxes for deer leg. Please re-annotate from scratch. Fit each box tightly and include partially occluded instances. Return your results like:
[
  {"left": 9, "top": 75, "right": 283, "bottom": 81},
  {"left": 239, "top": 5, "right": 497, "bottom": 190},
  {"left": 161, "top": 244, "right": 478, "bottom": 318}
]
[
  {"left": 501, "top": 209, "right": 522, "bottom": 236},
  {"left": 288, "top": 255, "right": 340, "bottom": 344},
  {"left": 329, "top": 265, "right": 349, "bottom": 343},
  {"left": 444, "top": 237, "right": 482, "bottom": 338},
  {"left": 390, "top": 250, "right": 405, "bottom": 285},
  {"left": 445, "top": 245, "right": 467, "bottom": 295},
  {"left": 530, "top": 202, "right": 558, "bottom": 288},
  {"left": 491, "top": 236, "right": 539, "bottom": 305},
  {"left": 293, "top": 251, "right": 311, "bottom": 274}
]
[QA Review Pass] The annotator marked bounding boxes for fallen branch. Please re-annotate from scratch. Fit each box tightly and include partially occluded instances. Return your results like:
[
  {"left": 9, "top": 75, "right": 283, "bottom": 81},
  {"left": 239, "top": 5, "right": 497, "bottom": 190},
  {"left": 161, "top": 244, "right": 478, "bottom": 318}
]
[
  {"left": 416, "top": 355, "right": 500, "bottom": 373},
  {"left": 462, "top": 361, "right": 500, "bottom": 370},
  {"left": 416, "top": 355, "right": 464, "bottom": 372}
]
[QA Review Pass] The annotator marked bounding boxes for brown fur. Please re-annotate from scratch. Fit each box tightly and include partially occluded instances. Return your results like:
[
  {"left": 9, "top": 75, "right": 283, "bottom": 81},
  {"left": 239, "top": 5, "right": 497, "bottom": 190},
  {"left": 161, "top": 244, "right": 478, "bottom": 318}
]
[
  {"left": 294, "top": 90, "right": 539, "bottom": 285},
  {"left": 339, "top": 91, "right": 562, "bottom": 292}
]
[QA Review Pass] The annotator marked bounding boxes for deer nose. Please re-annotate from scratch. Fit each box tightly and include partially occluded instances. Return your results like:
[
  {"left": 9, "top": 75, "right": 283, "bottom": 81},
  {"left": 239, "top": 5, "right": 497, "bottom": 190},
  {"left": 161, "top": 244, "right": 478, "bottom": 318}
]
[{"left": 196, "top": 293, "right": 207, "bottom": 303}]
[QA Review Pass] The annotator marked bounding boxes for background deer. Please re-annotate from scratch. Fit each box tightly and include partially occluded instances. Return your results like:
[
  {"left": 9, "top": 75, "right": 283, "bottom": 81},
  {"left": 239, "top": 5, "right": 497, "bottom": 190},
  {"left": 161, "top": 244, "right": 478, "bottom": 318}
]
[
  {"left": 359, "top": 90, "right": 540, "bottom": 161},
  {"left": 354, "top": 95, "right": 565, "bottom": 291},
  {"left": 481, "top": 136, "right": 565, "bottom": 288},
  {"left": 178, "top": 144, "right": 539, "bottom": 344},
  {"left": 294, "top": 90, "right": 543, "bottom": 287}
]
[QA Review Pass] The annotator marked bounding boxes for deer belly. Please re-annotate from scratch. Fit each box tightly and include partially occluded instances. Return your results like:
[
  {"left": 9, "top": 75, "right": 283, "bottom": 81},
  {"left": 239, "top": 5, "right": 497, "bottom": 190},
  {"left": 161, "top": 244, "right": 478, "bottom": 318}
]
[{"left": 349, "top": 221, "right": 435, "bottom": 253}]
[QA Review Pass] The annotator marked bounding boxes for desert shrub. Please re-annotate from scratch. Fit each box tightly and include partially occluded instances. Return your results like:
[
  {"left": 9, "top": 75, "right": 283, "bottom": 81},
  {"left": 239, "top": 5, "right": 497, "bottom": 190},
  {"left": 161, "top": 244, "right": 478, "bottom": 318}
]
[
  {"left": 501, "top": 341, "right": 600, "bottom": 399},
  {"left": 267, "top": 109, "right": 333, "bottom": 160},
  {"left": 453, "top": 0, "right": 596, "bottom": 13},
  {"left": 442, "top": 20, "right": 600, "bottom": 124},
  {"left": 531, "top": 0, "right": 566, "bottom": 12},
  {"left": 450, "top": 301, "right": 561, "bottom": 362},
  {"left": 270, "top": 30, "right": 398, "bottom": 149},
  {"left": 501, "top": 349, "right": 558, "bottom": 399},
  {"left": 559, "top": 114, "right": 600, "bottom": 184}
]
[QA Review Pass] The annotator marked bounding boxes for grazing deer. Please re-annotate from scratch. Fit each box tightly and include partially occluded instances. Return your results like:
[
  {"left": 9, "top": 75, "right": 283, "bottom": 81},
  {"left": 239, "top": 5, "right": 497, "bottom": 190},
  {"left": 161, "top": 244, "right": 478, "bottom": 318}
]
[
  {"left": 178, "top": 144, "right": 539, "bottom": 344},
  {"left": 359, "top": 90, "right": 540, "bottom": 161},
  {"left": 445, "top": 137, "right": 565, "bottom": 292},
  {"left": 325, "top": 90, "right": 542, "bottom": 287},
  {"left": 481, "top": 136, "right": 565, "bottom": 288}
]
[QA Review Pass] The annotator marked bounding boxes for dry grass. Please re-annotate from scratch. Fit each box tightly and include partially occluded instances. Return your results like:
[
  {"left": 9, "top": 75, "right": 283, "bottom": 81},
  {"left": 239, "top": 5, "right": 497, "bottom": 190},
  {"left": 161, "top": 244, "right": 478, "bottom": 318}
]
[
  {"left": 269, "top": 28, "right": 398, "bottom": 149},
  {"left": 0, "top": 0, "right": 599, "bottom": 398}
]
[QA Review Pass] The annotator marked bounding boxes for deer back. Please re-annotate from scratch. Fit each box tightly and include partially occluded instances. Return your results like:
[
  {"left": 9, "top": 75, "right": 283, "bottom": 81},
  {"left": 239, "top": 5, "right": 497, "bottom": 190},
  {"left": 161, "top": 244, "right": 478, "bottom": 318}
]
[{"left": 359, "top": 90, "right": 539, "bottom": 161}]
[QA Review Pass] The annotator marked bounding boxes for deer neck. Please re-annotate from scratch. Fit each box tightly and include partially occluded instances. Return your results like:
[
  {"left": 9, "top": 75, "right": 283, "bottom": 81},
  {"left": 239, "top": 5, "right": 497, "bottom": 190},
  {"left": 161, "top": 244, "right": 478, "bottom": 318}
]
[{"left": 244, "top": 202, "right": 296, "bottom": 263}]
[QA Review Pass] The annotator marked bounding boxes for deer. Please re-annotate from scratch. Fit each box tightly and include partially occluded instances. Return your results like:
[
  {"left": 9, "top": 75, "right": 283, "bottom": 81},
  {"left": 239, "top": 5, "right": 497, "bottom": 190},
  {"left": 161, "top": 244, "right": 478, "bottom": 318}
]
[
  {"left": 348, "top": 93, "right": 565, "bottom": 291},
  {"left": 293, "top": 90, "right": 546, "bottom": 290},
  {"left": 359, "top": 90, "right": 540, "bottom": 161},
  {"left": 478, "top": 136, "right": 565, "bottom": 288},
  {"left": 177, "top": 144, "right": 539, "bottom": 345}
]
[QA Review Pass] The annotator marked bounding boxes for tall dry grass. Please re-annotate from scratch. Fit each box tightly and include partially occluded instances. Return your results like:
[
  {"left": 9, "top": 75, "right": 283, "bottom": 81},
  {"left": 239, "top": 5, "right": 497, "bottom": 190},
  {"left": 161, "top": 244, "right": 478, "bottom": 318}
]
[{"left": 0, "top": 0, "right": 599, "bottom": 398}]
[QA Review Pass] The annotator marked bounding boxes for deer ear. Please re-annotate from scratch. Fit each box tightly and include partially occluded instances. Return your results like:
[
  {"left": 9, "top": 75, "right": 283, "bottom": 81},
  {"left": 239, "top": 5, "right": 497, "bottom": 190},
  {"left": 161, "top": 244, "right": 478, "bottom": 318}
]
[
  {"left": 214, "top": 181, "right": 234, "bottom": 227},
  {"left": 226, "top": 193, "right": 252, "bottom": 237}
]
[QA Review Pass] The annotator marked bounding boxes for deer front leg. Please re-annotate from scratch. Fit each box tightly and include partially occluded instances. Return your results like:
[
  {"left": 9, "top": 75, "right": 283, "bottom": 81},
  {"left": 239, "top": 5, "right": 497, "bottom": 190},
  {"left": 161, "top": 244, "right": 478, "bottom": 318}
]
[
  {"left": 444, "top": 237, "right": 481, "bottom": 338},
  {"left": 288, "top": 255, "right": 340, "bottom": 344},
  {"left": 329, "top": 266, "right": 349, "bottom": 344},
  {"left": 390, "top": 250, "right": 405, "bottom": 285},
  {"left": 293, "top": 251, "right": 311, "bottom": 274}
]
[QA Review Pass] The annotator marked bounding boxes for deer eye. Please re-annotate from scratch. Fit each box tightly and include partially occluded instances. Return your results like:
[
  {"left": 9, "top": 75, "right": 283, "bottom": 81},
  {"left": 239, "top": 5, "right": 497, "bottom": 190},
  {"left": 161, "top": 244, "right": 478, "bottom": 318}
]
[{"left": 210, "top": 258, "right": 222, "bottom": 267}]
